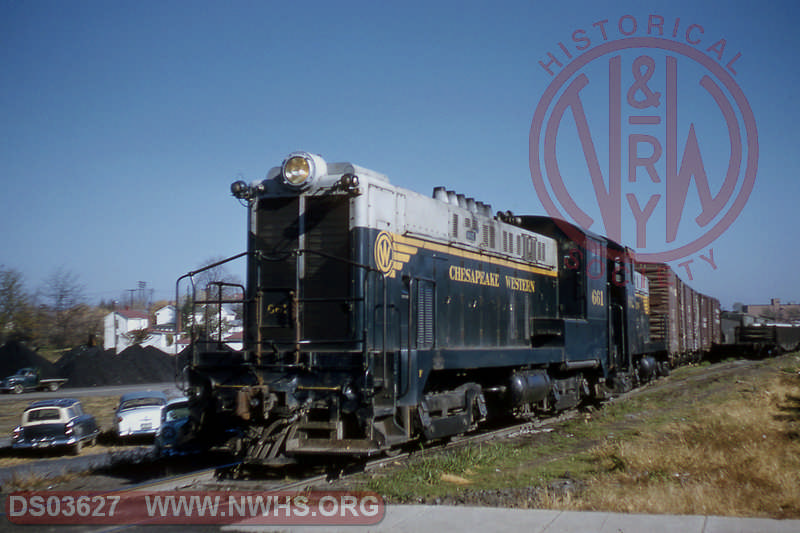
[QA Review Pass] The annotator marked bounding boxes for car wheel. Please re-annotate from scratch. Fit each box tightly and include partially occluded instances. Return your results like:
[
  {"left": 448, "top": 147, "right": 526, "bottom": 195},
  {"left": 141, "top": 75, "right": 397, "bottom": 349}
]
[
  {"left": 49, "top": 382, "right": 59, "bottom": 392},
  {"left": 13, "top": 384, "right": 23, "bottom": 394},
  {"left": 71, "top": 440, "right": 83, "bottom": 455}
]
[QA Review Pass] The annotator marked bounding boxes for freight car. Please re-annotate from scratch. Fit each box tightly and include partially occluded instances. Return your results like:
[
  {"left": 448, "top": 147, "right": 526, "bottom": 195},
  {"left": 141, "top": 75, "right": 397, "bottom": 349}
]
[
  {"left": 177, "top": 151, "right": 716, "bottom": 465},
  {"left": 715, "top": 311, "right": 800, "bottom": 357},
  {"left": 635, "top": 263, "right": 721, "bottom": 368}
]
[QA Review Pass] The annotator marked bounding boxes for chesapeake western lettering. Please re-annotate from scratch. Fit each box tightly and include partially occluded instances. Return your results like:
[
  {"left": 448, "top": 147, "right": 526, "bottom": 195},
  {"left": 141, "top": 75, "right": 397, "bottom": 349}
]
[{"left": 448, "top": 266, "right": 536, "bottom": 293}]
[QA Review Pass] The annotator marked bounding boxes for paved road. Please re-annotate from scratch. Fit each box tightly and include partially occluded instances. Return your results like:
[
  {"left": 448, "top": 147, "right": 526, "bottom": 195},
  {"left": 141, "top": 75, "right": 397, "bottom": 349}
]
[
  {"left": 0, "top": 382, "right": 183, "bottom": 402},
  {"left": 226, "top": 505, "right": 800, "bottom": 533},
  {"left": 2, "top": 505, "right": 799, "bottom": 532}
]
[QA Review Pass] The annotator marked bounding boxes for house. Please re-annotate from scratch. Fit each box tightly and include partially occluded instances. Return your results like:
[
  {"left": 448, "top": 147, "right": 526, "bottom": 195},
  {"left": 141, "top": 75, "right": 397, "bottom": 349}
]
[
  {"left": 103, "top": 310, "right": 149, "bottom": 352},
  {"left": 191, "top": 304, "right": 240, "bottom": 334},
  {"left": 155, "top": 305, "right": 176, "bottom": 327},
  {"left": 103, "top": 302, "right": 243, "bottom": 355}
]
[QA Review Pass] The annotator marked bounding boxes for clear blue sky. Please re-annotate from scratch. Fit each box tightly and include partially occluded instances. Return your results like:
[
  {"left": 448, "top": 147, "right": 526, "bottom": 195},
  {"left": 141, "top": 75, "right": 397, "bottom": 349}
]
[{"left": 1, "top": 0, "right": 797, "bottom": 309}]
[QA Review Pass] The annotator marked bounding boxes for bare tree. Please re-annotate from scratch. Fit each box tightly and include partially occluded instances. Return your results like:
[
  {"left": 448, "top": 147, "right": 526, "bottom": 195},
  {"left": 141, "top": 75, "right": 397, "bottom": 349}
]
[
  {"left": 192, "top": 256, "right": 241, "bottom": 295},
  {"left": 186, "top": 257, "right": 243, "bottom": 340},
  {"left": 123, "top": 328, "right": 152, "bottom": 346},
  {"left": 0, "top": 266, "right": 33, "bottom": 344},
  {"left": 39, "top": 267, "right": 88, "bottom": 348}
]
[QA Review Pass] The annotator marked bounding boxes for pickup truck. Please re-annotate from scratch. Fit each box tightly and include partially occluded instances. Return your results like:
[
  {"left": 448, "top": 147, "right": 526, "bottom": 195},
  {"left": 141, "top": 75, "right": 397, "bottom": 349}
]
[{"left": 0, "top": 368, "right": 68, "bottom": 394}]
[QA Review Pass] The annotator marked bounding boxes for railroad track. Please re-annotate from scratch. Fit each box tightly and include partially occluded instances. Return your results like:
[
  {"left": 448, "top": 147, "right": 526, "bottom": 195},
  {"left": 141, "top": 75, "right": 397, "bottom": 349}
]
[{"left": 118, "top": 409, "right": 581, "bottom": 494}]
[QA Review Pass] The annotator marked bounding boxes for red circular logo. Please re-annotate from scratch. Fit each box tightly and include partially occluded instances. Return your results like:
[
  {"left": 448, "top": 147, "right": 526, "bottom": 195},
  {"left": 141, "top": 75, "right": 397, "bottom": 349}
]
[{"left": 530, "top": 37, "right": 758, "bottom": 262}]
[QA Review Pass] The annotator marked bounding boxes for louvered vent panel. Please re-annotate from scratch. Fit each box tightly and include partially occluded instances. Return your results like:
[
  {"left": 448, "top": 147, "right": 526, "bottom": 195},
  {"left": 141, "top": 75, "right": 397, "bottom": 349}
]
[{"left": 416, "top": 281, "right": 435, "bottom": 348}]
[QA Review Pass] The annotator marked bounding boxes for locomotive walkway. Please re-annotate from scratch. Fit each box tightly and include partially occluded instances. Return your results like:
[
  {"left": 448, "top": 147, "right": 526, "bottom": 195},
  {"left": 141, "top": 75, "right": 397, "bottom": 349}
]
[{"left": 227, "top": 504, "right": 800, "bottom": 532}]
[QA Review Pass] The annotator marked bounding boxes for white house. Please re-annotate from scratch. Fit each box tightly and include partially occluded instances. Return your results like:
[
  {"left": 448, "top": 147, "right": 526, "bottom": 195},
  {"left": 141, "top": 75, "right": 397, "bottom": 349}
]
[
  {"left": 155, "top": 305, "right": 177, "bottom": 327},
  {"left": 192, "top": 304, "right": 240, "bottom": 332},
  {"left": 144, "top": 304, "right": 180, "bottom": 353},
  {"left": 103, "top": 303, "right": 242, "bottom": 354},
  {"left": 104, "top": 310, "right": 149, "bottom": 352}
]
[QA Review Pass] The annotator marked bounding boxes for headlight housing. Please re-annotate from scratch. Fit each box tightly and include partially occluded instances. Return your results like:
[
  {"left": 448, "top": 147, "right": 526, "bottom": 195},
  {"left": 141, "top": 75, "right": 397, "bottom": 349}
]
[{"left": 281, "top": 152, "right": 327, "bottom": 190}]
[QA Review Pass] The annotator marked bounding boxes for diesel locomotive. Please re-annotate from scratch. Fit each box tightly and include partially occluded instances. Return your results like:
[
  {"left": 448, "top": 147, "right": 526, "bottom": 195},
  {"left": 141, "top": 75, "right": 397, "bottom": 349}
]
[{"left": 178, "top": 151, "right": 718, "bottom": 464}]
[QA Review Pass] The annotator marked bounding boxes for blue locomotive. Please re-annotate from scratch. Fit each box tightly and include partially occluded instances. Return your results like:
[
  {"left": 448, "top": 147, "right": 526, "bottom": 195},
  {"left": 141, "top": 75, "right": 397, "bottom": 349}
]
[{"left": 179, "top": 151, "right": 716, "bottom": 464}]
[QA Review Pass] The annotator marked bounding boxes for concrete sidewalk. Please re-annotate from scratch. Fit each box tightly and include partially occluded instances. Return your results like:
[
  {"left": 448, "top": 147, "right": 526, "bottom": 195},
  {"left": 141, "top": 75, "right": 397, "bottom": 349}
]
[{"left": 224, "top": 504, "right": 800, "bottom": 533}]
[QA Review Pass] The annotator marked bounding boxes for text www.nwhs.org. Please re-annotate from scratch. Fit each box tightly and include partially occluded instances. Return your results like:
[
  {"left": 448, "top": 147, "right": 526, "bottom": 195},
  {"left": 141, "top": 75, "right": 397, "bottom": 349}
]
[{"left": 6, "top": 491, "right": 385, "bottom": 525}]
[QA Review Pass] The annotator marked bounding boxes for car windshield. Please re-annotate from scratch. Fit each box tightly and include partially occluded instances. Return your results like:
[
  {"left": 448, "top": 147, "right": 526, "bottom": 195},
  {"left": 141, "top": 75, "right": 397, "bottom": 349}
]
[
  {"left": 120, "top": 398, "right": 165, "bottom": 410},
  {"left": 164, "top": 404, "right": 189, "bottom": 422},
  {"left": 26, "top": 408, "right": 61, "bottom": 422}
]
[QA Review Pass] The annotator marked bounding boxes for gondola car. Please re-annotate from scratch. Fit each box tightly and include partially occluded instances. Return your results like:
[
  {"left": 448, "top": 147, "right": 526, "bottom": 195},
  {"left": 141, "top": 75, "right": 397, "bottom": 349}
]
[{"left": 178, "top": 151, "right": 710, "bottom": 464}]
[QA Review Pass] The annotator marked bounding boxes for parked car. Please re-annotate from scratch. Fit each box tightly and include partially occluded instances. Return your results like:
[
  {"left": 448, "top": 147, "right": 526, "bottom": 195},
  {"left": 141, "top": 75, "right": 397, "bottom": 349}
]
[
  {"left": 11, "top": 398, "right": 99, "bottom": 455},
  {"left": 113, "top": 391, "right": 167, "bottom": 438},
  {"left": 0, "top": 368, "right": 68, "bottom": 394},
  {"left": 154, "top": 397, "right": 191, "bottom": 456}
]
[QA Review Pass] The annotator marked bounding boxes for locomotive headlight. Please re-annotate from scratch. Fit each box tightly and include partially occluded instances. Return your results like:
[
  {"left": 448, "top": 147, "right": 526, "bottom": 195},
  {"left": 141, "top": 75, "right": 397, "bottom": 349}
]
[
  {"left": 231, "top": 180, "right": 250, "bottom": 199},
  {"left": 283, "top": 156, "right": 310, "bottom": 184},
  {"left": 281, "top": 151, "right": 327, "bottom": 190}
]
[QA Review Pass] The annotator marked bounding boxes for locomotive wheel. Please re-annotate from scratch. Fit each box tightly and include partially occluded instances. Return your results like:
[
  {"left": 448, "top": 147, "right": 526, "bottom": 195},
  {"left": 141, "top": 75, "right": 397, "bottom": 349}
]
[{"left": 383, "top": 446, "right": 404, "bottom": 458}]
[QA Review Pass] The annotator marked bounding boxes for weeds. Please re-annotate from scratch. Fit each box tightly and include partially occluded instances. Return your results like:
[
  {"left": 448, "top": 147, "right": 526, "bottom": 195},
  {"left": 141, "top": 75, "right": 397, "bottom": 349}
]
[{"left": 367, "top": 442, "right": 506, "bottom": 498}]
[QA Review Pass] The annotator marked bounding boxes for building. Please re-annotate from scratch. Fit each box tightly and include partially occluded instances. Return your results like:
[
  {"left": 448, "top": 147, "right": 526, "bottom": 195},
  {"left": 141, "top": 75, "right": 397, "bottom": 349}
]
[
  {"left": 743, "top": 299, "right": 800, "bottom": 323},
  {"left": 103, "top": 310, "right": 149, "bottom": 352},
  {"left": 155, "top": 305, "right": 177, "bottom": 327},
  {"left": 103, "top": 303, "right": 242, "bottom": 354}
]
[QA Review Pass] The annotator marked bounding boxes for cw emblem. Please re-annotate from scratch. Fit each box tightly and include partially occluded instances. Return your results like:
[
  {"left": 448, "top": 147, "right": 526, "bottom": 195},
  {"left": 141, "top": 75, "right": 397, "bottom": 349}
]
[
  {"left": 373, "top": 231, "right": 418, "bottom": 278},
  {"left": 374, "top": 232, "right": 394, "bottom": 274}
]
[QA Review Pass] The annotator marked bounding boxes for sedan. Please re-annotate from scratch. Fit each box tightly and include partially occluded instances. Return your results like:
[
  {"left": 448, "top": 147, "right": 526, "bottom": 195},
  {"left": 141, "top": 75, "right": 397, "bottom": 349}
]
[
  {"left": 154, "top": 397, "right": 191, "bottom": 456},
  {"left": 114, "top": 391, "right": 167, "bottom": 438},
  {"left": 11, "top": 398, "right": 100, "bottom": 455}
]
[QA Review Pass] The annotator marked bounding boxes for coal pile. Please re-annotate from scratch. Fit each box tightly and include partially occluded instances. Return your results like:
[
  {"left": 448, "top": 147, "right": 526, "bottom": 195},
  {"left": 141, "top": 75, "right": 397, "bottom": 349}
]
[
  {"left": 0, "top": 342, "right": 186, "bottom": 388},
  {"left": 55, "top": 345, "right": 181, "bottom": 388},
  {"left": 0, "top": 341, "right": 61, "bottom": 379}
]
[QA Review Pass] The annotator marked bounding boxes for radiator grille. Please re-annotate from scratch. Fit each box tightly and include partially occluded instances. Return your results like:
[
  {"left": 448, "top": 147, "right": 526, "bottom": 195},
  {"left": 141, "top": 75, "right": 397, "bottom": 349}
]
[
  {"left": 252, "top": 197, "right": 300, "bottom": 342},
  {"left": 251, "top": 195, "right": 352, "bottom": 344},
  {"left": 303, "top": 196, "right": 351, "bottom": 339}
]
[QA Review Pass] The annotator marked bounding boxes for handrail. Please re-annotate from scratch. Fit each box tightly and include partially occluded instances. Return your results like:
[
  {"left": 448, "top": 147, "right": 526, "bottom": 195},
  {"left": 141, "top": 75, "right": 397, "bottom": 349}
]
[{"left": 174, "top": 251, "right": 249, "bottom": 390}]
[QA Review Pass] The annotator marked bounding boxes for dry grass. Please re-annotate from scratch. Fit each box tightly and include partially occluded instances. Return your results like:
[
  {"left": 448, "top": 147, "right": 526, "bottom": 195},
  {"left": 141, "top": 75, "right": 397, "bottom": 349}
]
[
  {"left": 555, "top": 373, "right": 800, "bottom": 518},
  {"left": 3, "top": 468, "right": 81, "bottom": 491}
]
